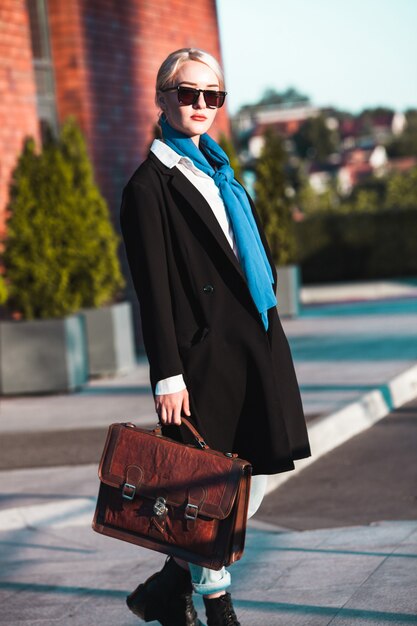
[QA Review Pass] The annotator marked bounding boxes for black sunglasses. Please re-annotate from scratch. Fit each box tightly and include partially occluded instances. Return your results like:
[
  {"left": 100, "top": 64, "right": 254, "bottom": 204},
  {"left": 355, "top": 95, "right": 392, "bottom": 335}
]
[{"left": 161, "top": 85, "right": 227, "bottom": 108}]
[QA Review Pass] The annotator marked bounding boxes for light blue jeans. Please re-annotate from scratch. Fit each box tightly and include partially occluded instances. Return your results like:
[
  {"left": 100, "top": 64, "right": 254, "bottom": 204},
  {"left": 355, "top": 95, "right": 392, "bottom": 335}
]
[{"left": 188, "top": 474, "right": 268, "bottom": 595}]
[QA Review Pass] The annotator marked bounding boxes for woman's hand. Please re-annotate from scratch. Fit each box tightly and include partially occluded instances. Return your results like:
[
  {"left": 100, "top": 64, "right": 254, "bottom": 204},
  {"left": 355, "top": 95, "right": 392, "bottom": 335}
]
[{"left": 155, "top": 388, "right": 191, "bottom": 425}]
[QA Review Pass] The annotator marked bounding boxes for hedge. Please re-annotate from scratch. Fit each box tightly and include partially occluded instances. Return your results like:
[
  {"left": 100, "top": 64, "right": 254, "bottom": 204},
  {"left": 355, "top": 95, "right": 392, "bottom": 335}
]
[{"left": 295, "top": 208, "right": 417, "bottom": 283}]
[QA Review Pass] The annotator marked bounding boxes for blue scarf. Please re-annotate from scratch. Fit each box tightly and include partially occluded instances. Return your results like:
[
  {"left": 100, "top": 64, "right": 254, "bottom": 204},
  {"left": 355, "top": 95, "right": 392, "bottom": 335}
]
[{"left": 160, "top": 116, "right": 277, "bottom": 331}]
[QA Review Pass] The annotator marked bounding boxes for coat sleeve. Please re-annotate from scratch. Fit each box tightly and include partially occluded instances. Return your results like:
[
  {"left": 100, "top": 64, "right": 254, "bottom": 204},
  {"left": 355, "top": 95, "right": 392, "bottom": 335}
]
[{"left": 120, "top": 179, "right": 185, "bottom": 393}]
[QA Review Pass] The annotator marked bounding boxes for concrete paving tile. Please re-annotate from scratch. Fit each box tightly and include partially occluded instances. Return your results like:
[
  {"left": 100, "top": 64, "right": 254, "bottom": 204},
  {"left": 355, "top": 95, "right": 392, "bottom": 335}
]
[
  {"left": 240, "top": 548, "right": 304, "bottom": 570},
  {"left": 295, "top": 361, "right": 415, "bottom": 386},
  {"left": 0, "top": 361, "right": 155, "bottom": 436},
  {"left": 324, "top": 549, "right": 417, "bottom": 623},
  {"left": 393, "top": 543, "right": 417, "bottom": 557},
  {"left": 361, "top": 553, "right": 417, "bottom": 588},
  {"left": 2, "top": 598, "right": 78, "bottom": 624},
  {"left": 0, "top": 465, "right": 98, "bottom": 511},
  {"left": 242, "top": 538, "right": 311, "bottom": 560},
  {"left": 277, "top": 552, "right": 384, "bottom": 590},
  {"left": 232, "top": 562, "right": 294, "bottom": 593},
  {"left": 0, "top": 575, "right": 129, "bottom": 624},
  {"left": 328, "top": 616, "right": 417, "bottom": 626},
  {"left": 284, "top": 313, "right": 417, "bottom": 337},
  {"left": 300, "top": 393, "right": 364, "bottom": 417},
  {"left": 329, "top": 585, "right": 417, "bottom": 625},
  {"left": 233, "top": 596, "right": 338, "bottom": 626},
  {"left": 68, "top": 604, "right": 140, "bottom": 626},
  {"left": 318, "top": 521, "right": 417, "bottom": 551},
  {"left": 263, "top": 583, "right": 358, "bottom": 610},
  {"left": 406, "top": 523, "right": 417, "bottom": 545},
  {"left": 246, "top": 527, "right": 332, "bottom": 549},
  {"left": 0, "top": 588, "right": 20, "bottom": 609}
]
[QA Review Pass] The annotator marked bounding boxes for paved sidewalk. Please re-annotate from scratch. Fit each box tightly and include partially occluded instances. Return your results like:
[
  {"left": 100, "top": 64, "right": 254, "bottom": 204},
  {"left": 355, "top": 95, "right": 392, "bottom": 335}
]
[
  {"left": 1, "top": 400, "right": 416, "bottom": 624},
  {"left": 1, "top": 515, "right": 416, "bottom": 625},
  {"left": 0, "top": 281, "right": 417, "bottom": 624}
]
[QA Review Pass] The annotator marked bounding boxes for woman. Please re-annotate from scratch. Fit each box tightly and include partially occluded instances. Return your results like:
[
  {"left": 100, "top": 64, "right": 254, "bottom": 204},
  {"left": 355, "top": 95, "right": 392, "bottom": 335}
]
[{"left": 120, "top": 48, "right": 310, "bottom": 626}]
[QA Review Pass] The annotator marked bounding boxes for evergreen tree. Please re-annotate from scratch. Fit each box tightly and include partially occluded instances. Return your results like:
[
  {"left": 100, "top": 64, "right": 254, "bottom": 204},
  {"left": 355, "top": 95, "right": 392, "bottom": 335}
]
[
  {"left": 298, "top": 179, "right": 338, "bottom": 214},
  {"left": 0, "top": 275, "right": 7, "bottom": 305},
  {"left": 254, "top": 129, "right": 296, "bottom": 265},
  {"left": 218, "top": 132, "right": 242, "bottom": 181},
  {"left": 2, "top": 118, "right": 124, "bottom": 319},
  {"left": 293, "top": 114, "right": 338, "bottom": 161}
]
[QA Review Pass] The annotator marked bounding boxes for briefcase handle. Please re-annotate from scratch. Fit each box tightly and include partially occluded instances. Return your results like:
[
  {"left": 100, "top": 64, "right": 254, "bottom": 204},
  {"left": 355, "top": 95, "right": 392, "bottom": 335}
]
[{"left": 153, "top": 417, "right": 208, "bottom": 450}]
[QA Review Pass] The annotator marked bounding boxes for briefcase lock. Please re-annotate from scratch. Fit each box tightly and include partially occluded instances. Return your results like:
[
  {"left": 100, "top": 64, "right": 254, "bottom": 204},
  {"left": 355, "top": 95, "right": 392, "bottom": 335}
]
[
  {"left": 122, "top": 482, "right": 136, "bottom": 500},
  {"left": 184, "top": 503, "right": 199, "bottom": 521},
  {"left": 153, "top": 497, "right": 168, "bottom": 517}
]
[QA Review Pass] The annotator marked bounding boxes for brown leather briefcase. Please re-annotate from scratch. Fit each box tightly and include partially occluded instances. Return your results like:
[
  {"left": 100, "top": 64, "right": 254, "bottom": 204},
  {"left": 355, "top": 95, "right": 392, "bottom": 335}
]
[{"left": 92, "top": 418, "right": 252, "bottom": 570}]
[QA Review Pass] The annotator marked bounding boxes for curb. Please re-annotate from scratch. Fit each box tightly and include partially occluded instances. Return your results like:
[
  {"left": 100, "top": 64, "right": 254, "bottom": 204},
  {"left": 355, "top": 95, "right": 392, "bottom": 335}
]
[{"left": 266, "top": 363, "right": 417, "bottom": 495}]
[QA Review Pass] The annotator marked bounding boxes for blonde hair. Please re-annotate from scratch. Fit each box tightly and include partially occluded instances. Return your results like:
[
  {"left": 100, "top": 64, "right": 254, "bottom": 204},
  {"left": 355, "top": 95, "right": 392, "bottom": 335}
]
[{"left": 155, "top": 48, "right": 225, "bottom": 107}]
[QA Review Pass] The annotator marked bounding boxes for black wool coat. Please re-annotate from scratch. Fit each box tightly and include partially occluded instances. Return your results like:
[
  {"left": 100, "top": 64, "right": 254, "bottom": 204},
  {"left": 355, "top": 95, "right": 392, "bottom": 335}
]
[{"left": 120, "top": 150, "right": 311, "bottom": 475}]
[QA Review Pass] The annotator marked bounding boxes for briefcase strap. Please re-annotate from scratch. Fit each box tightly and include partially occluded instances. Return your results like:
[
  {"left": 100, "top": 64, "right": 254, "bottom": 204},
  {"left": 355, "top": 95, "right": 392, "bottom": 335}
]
[{"left": 153, "top": 417, "right": 208, "bottom": 450}]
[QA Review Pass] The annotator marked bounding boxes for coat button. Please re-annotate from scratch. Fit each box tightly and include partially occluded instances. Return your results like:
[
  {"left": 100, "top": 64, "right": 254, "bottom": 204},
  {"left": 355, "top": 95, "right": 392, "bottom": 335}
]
[{"left": 203, "top": 283, "right": 214, "bottom": 294}]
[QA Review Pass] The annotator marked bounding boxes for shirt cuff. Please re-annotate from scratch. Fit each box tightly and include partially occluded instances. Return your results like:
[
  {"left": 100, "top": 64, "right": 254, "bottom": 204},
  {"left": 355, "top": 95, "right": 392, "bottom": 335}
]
[{"left": 155, "top": 374, "right": 186, "bottom": 395}]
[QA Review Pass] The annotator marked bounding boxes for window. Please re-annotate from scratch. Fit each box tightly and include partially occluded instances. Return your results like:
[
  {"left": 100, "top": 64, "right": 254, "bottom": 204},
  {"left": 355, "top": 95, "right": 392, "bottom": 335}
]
[{"left": 26, "top": 0, "right": 58, "bottom": 141}]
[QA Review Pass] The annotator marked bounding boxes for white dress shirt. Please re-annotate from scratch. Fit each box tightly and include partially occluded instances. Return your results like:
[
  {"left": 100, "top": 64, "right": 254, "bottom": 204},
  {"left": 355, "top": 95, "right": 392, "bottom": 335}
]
[{"left": 150, "top": 139, "right": 239, "bottom": 395}]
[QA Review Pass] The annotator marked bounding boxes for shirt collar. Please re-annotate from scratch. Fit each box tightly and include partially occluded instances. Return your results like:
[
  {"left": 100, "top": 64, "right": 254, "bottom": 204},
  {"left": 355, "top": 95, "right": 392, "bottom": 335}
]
[{"left": 150, "top": 139, "right": 207, "bottom": 177}]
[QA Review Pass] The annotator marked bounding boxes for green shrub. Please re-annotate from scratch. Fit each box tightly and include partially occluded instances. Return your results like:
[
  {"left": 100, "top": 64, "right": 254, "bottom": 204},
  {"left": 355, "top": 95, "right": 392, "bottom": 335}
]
[
  {"left": 384, "top": 166, "right": 417, "bottom": 210},
  {"left": 218, "top": 132, "right": 242, "bottom": 181},
  {"left": 0, "top": 274, "right": 8, "bottom": 305},
  {"left": 254, "top": 128, "right": 297, "bottom": 265},
  {"left": 296, "top": 208, "right": 417, "bottom": 283},
  {"left": 2, "top": 118, "right": 124, "bottom": 319}
]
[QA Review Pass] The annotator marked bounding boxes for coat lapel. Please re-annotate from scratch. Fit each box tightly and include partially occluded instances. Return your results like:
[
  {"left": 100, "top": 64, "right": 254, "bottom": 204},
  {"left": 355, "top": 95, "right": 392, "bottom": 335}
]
[
  {"left": 148, "top": 151, "right": 247, "bottom": 283},
  {"left": 171, "top": 171, "right": 248, "bottom": 281}
]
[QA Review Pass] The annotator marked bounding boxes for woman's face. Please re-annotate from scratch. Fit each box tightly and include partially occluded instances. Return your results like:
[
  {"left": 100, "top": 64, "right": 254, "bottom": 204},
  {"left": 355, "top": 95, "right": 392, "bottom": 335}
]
[{"left": 159, "top": 60, "right": 221, "bottom": 146}]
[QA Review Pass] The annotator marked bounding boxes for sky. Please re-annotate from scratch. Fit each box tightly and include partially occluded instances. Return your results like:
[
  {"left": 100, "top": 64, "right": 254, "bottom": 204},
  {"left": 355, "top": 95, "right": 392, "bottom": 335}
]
[{"left": 216, "top": 0, "right": 417, "bottom": 115}]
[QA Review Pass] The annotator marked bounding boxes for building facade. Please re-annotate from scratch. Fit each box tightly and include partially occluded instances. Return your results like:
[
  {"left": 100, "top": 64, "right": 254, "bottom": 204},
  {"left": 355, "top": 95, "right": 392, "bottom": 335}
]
[{"left": 0, "top": 0, "right": 230, "bottom": 236}]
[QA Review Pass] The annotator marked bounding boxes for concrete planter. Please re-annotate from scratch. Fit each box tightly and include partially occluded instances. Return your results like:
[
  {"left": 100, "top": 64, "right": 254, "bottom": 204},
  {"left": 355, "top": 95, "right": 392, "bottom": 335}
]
[
  {"left": 276, "top": 264, "right": 301, "bottom": 317},
  {"left": 0, "top": 314, "right": 88, "bottom": 395},
  {"left": 82, "top": 301, "right": 135, "bottom": 377}
]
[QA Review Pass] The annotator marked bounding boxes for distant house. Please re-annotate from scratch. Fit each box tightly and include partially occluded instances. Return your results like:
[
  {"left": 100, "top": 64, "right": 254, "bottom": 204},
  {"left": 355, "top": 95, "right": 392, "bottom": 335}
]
[
  {"left": 233, "top": 99, "right": 411, "bottom": 199},
  {"left": 308, "top": 159, "right": 341, "bottom": 194},
  {"left": 306, "top": 145, "right": 389, "bottom": 196},
  {"left": 339, "top": 111, "right": 407, "bottom": 149},
  {"left": 234, "top": 103, "right": 321, "bottom": 160},
  {"left": 385, "top": 156, "right": 417, "bottom": 174},
  {"left": 337, "top": 146, "right": 388, "bottom": 195},
  {"left": 248, "top": 120, "right": 304, "bottom": 158}
]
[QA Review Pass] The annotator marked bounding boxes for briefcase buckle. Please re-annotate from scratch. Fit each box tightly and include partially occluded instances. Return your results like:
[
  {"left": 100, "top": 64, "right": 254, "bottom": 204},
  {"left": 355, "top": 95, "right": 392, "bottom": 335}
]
[
  {"left": 153, "top": 497, "right": 168, "bottom": 517},
  {"left": 184, "top": 503, "right": 199, "bottom": 521},
  {"left": 122, "top": 482, "right": 136, "bottom": 500}
]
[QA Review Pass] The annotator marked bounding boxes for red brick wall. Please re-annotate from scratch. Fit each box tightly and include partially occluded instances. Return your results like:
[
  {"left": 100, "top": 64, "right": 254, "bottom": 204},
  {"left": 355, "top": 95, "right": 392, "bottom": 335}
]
[
  {"left": 47, "top": 0, "right": 93, "bottom": 141},
  {"left": 0, "top": 1, "right": 40, "bottom": 236},
  {"left": 0, "top": 0, "right": 229, "bottom": 226},
  {"left": 45, "top": 0, "right": 230, "bottom": 347},
  {"left": 47, "top": 0, "right": 230, "bottom": 215}
]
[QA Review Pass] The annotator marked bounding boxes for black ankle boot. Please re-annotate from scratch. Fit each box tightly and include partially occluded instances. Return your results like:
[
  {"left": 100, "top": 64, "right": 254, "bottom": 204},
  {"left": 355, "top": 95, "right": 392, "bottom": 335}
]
[
  {"left": 203, "top": 592, "right": 241, "bottom": 626},
  {"left": 126, "top": 557, "right": 202, "bottom": 625}
]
